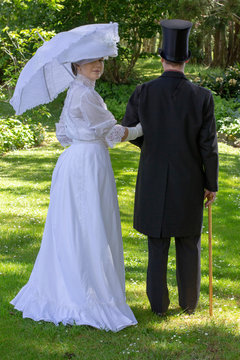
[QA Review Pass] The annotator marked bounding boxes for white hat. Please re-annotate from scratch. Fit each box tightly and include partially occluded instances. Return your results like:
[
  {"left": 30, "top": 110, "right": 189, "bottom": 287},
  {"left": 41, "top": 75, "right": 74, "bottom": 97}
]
[
  {"left": 75, "top": 58, "right": 107, "bottom": 66},
  {"left": 57, "top": 22, "right": 119, "bottom": 64}
]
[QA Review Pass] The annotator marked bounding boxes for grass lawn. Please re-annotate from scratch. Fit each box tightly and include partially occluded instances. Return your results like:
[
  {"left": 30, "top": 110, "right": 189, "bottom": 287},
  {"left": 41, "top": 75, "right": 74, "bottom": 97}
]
[
  {"left": 0, "top": 57, "right": 239, "bottom": 359},
  {"left": 134, "top": 57, "right": 223, "bottom": 81},
  {"left": 0, "top": 134, "right": 240, "bottom": 359}
]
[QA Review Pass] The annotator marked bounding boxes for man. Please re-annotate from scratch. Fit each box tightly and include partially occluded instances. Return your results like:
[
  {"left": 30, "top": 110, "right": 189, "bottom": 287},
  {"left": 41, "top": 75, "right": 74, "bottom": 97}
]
[{"left": 122, "top": 19, "right": 219, "bottom": 315}]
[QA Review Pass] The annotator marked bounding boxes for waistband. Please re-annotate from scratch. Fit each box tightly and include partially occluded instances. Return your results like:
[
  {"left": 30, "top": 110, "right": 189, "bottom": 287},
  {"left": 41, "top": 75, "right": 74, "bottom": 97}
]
[{"left": 71, "top": 139, "right": 104, "bottom": 145}]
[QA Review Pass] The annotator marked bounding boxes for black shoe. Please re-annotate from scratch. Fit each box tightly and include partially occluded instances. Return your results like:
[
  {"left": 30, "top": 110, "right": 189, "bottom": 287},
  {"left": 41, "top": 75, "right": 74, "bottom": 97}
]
[
  {"left": 184, "top": 308, "right": 195, "bottom": 315},
  {"left": 155, "top": 312, "right": 167, "bottom": 317}
]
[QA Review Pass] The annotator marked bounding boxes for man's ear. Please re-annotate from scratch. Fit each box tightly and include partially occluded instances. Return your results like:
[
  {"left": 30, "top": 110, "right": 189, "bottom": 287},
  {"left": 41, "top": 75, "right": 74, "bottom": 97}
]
[{"left": 185, "top": 59, "right": 190, "bottom": 64}]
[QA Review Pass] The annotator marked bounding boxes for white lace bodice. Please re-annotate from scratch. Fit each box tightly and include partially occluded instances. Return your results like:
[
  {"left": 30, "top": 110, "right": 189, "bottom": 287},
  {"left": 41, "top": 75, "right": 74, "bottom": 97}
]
[{"left": 56, "top": 73, "right": 125, "bottom": 148}]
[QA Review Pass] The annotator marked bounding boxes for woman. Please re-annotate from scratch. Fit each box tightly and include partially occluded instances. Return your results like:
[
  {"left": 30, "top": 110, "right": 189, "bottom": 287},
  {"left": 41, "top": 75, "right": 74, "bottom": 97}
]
[{"left": 10, "top": 57, "right": 142, "bottom": 332}]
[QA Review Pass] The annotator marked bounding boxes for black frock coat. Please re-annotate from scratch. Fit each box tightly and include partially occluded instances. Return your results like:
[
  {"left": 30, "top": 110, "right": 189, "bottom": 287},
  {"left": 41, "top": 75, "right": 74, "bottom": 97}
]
[{"left": 122, "top": 71, "right": 219, "bottom": 238}]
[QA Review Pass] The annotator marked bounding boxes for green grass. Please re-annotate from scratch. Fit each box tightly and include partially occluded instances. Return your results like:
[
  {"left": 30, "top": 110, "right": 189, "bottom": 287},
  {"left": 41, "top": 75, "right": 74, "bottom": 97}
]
[
  {"left": 0, "top": 58, "right": 239, "bottom": 359},
  {"left": 134, "top": 57, "right": 223, "bottom": 82},
  {"left": 0, "top": 135, "right": 240, "bottom": 359}
]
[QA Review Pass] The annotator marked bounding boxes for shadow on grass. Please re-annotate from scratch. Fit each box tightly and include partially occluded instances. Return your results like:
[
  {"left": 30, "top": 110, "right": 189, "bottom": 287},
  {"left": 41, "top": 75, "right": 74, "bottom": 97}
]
[
  {"left": 1, "top": 153, "right": 59, "bottom": 184},
  {"left": 1, "top": 303, "right": 240, "bottom": 360},
  {"left": 1, "top": 139, "right": 240, "bottom": 323}
]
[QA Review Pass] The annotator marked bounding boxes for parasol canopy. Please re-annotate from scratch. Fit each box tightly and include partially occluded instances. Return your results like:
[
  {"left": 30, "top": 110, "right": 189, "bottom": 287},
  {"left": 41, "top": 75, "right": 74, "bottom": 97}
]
[{"left": 10, "top": 23, "right": 119, "bottom": 115}]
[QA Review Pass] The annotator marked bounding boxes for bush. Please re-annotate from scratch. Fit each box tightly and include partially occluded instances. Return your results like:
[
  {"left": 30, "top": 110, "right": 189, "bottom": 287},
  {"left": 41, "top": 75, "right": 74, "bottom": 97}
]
[
  {"left": 0, "top": 117, "right": 45, "bottom": 154},
  {"left": 0, "top": 27, "right": 55, "bottom": 87},
  {"left": 191, "top": 67, "right": 240, "bottom": 141},
  {"left": 96, "top": 80, "right": 137, "bottom": 121},
  {"left": 193, "top": 63, "right": 240, "bottom": 100},
  {"left": 213, "top": 94, "right": 240, "bottom": 139},
  {"left": 217, "top": 118, "right": 240, "bottom": 139}
]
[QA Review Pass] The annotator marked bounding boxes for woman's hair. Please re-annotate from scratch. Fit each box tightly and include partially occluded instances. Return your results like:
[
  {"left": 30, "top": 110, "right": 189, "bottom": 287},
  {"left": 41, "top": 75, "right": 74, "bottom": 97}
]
[
  {"left": 71, "top": 63, "right": 78, "bottom": 76},
  {"left": 71, "top": 58, "right": 105, "bottom": 76}
]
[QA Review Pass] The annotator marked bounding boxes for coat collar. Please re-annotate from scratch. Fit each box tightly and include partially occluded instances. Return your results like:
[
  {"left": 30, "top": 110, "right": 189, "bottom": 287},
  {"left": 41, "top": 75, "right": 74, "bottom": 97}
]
[{"left": 161, "top": 71, "right": 188, "bottom": 80}]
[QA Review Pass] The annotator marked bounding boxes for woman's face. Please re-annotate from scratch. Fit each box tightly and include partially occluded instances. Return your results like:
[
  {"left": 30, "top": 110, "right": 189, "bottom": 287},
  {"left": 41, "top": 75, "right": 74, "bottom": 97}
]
[{"left": 77, "top": 58, "right": 104, "bottom": 81}]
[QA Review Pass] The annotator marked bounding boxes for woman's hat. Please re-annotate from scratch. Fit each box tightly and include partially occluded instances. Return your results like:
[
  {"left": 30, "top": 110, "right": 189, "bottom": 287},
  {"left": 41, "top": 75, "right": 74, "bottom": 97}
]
[{"left": 158, "top": 19, "right": 192, "bottom": 63}]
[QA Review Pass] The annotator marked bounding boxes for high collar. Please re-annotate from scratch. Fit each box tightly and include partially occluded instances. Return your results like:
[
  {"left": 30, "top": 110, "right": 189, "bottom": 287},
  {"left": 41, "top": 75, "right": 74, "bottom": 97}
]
[
  {"left": 76, "top": 73, "right": 95, "bottom": 88},
  {"left": 161, "top": 71, "right": 187, "bottom": 80}
]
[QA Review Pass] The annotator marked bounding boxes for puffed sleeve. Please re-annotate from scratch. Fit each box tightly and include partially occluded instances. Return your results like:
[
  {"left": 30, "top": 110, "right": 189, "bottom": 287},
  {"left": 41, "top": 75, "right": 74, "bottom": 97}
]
[
  {"left": 70, "top": 88, "right": 126, "bottom": 147},
  {"left": 56, "top": 122, "right": 73, "bottom": 147}
]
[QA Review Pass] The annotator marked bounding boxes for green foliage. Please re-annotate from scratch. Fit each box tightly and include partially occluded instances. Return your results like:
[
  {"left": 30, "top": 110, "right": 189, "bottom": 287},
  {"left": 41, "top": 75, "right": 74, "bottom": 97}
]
[
  {"left": 0, "top": 0, "right": 62, "bottom": 84},
  {"left": 217, "top": 118, "right": 240, "bottom": 139},
  {"left": 190, "top": 64, "right": 240, "bottom": 139},
  {"left": 52, "top": 0, "right": 164, "bottom": 83},
  {"left": 193, "top": 63, "right": 240, "bottom": 100},
  {"left": 0, "top": 115, "right": 45, "bottom": 154},
  {"left": 1, "top": 0, "right": 240, "bottom": 86},
  {"left": 96, "top": 80, "right": 137, "bottom": 121},
  {"left": 0, "top": 27, "right": 56, "bottom": 86},
  {"left": 0, "top": 0, "right": 63, "bottom": 30},
  {"left": 213, "top": 94, "right": 240, "bottom": 138},
  {"left": 213, "top": 94, "right": 240, "bottom": 121}
]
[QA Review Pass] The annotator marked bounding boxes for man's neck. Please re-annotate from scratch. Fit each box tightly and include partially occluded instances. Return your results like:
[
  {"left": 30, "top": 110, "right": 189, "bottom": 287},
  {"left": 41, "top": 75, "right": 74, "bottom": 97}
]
[
  {"left": 164, "top": 66, "right": 184, "bottom": 73},
  {"left": 163, "top": 63, "right": 185, "bottom": 73}
]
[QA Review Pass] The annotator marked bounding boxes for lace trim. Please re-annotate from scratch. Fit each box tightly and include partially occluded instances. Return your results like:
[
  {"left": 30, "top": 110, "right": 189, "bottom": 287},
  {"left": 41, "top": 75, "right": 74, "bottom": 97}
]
[
  {"left": 10, "top": 81, "right": 72, "bottom": 116},
  {"left": 105, "top": 125, "right": 125, "bottom": 148},
  {"left": 76, "top": 74, "right": 95, "bottom": 88},
  {"left": 10, "top": 72, "right": 94, "bottom": 116}
]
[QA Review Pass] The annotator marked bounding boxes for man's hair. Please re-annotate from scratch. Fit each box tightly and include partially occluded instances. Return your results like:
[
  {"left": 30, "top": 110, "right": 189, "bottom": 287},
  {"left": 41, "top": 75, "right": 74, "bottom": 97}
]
[{"left": 164, "top": 59, "right": 185, "bottom": 67}]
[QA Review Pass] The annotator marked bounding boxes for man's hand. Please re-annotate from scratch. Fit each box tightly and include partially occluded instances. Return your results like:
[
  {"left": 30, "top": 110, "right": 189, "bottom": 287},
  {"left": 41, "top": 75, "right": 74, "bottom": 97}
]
[
  {"left": 204, "top": 189, "right": 216, "bottom": 208},
  {"left": 121, "top": 127, "right": 129, "bottom": 142}
]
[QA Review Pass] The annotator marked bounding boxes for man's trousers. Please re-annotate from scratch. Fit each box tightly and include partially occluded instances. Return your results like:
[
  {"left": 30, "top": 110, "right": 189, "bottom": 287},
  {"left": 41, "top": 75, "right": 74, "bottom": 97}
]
[{"left": 147, "top": 235, "right": 201, "bottom": 314}]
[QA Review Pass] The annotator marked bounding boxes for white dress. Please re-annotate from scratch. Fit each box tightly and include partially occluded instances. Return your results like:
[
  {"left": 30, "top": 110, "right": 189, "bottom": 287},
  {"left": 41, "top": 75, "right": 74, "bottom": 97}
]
[{"left": 10, "top": 74, "right": 138, "bottom": 332}]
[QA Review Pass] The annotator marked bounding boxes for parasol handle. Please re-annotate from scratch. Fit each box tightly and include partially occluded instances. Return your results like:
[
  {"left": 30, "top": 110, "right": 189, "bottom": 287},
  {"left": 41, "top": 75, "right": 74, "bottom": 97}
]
[{"left": 36, "top": 31, "right": 46, "bottom": 43}]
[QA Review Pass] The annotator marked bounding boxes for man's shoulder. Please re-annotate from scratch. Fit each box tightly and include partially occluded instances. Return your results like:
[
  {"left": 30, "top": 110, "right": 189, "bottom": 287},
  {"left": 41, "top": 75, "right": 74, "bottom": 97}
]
[
  {"left": 142, "top": 77, "right": 162, "bottom": 87},
  {"left": 136, "top": 75, "right": 213, "bottom": 100},
  {"left": 184, "top": 78, "right": 212, "bottom": 97},
  {"left": 137, "top": 77, "right": 162, "bottom": 93}
]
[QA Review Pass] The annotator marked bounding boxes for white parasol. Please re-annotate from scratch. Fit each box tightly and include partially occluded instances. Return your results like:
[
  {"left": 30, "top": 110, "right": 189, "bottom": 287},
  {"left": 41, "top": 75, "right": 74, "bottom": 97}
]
[{"left": 10, "top": 23, "right": 119, "bottom": 115}]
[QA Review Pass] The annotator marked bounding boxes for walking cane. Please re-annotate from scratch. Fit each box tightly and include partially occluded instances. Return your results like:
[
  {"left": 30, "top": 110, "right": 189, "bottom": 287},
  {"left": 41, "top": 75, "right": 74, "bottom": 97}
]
[{"left": 208, "top": 200, "right": 213, "bottom": 317}]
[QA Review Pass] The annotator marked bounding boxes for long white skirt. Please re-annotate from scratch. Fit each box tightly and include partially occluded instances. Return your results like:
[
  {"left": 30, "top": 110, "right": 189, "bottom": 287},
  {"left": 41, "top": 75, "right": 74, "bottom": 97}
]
[{"left": 11, "top": 141, "right": 137, "bottom": 332}]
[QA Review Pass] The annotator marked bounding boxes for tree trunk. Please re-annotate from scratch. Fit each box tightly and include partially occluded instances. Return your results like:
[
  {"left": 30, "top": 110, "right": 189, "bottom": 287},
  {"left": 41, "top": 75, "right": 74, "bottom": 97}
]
[
  {"left": 150, "top": 36, "right": 157, "bottom": 53},
  {"left": 233, "top": 22, "right": 240, "bottom": 63},
  {"left": 219, "top": 25, "right": 226, "bottom": 67},
  {"left": 204, "top": 36, "right": 212, "bottom": 65},
  {"left": 158, "top": 33, "right": 162, "bottom": 53},
  {"left": 142, "top": 38, "right": 149, "bottom": 53},
  {"left": 226, "top": 21, "right": 234, "bottom": 67},
  {"left": 212, "top": 26, "right": 221, "bottom": 67},
  {"left": 123, "top": 39, "right": 142, "bottom": 82}
]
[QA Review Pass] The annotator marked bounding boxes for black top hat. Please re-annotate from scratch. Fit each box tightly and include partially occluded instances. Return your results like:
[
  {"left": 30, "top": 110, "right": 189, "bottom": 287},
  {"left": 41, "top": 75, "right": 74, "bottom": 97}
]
[{"left": 159, "top": 19, "right": 193, "bottom": 63}]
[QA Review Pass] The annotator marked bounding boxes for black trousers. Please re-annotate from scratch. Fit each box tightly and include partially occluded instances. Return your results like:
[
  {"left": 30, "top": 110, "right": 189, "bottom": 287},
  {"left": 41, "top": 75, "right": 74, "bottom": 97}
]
[{"left": 147, "top": 235, "right": 201, "bottom": 313}]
